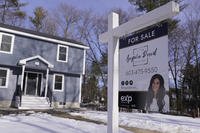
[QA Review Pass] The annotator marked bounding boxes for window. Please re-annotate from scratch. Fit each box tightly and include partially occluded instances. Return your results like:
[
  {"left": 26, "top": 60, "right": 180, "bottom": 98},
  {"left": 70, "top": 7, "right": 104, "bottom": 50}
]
[
  {"left": 57, "top": 45, "right": 68, "bottom": 62},
  {"left": 0, "top": 33, "right": 15, "bottom": 54},
  {"left": 0, "top": 68, "right": 9, "bottom": 88},
  {"left": 53, "top": 74, "right": 64, "bottom": 91}
]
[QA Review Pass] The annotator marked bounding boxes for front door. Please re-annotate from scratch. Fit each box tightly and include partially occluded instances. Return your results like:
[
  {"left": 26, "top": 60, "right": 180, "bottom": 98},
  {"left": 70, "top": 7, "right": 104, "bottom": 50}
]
[{"left": 24, "top": 72, "right": 42, "bottom": 96}]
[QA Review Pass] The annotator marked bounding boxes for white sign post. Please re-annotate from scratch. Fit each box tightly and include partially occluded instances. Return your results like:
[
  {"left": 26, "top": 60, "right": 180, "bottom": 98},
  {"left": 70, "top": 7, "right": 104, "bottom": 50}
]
[{"left": 99, "top": 2, "right": 179, "bottom": 133}]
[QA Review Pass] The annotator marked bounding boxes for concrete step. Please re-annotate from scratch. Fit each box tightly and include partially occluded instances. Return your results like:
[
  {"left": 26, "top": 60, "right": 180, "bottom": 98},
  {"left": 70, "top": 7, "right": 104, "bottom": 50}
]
[
  {"left": 20, "top": 96, "right": 51, "bottom": 109},
  {"left": 22, "top": 97, "right": 47, "bottom": 100},
  {"left": 20, "top": 105, "right": 50, "bottom": 108},
  {"left": 19, "top": 106, "right": 51, "bottom": 110},
  {"left": 21, "top": 102, "right": 50, "bottom": 105},
  {"left": 21, "top": 101, "right": 49, "bottom": 103},
  {"left": 21, "top": 103, "right": 49, "bottom": 106}
]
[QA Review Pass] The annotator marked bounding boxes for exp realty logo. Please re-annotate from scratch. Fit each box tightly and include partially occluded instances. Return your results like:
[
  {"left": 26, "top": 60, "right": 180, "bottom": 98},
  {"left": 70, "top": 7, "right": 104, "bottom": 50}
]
[
  {"left": 119, "top": 91, "right": 136, "bottom": 108},
  {"left": 120, "top": 95, "right": 133, "bottom": 104}
]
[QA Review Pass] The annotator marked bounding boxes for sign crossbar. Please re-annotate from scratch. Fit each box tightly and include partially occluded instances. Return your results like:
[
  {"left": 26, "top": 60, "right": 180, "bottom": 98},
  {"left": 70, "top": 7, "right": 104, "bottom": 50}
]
[{"left": 100, "top": 1, "right": 179, "bottom": 43}]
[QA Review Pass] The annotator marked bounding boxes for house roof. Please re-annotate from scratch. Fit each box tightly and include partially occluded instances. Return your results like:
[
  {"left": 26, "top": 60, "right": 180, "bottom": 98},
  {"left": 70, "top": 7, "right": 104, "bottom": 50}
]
[{"left": 0, "top": 23, "right": 89, "bottom": 49}]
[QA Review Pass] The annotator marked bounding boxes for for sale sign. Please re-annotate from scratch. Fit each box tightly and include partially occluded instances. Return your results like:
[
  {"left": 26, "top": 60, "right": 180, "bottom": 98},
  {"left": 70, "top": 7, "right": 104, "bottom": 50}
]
[
  {"left": 119, "top": 22, "right": 169, "bottom": 111},
  {"left": 119, "top": 22, "right": 169, "bottom": 92}
]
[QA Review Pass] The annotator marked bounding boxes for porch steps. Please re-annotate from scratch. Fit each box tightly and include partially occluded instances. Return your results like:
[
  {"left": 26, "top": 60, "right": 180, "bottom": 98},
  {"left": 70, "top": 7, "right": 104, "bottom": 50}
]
[{"left": 19, "top": 96, "right": 51, "bottom": 110}]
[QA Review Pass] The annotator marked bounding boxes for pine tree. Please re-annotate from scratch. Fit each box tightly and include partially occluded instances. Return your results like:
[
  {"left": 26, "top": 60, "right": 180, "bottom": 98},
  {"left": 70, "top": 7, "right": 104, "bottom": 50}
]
[
  {"left": 29, "top": 7, "right": 47, "bottom": 32},
  {"left": 128, "top": 0, "right": 182, "bottom": 12},
  {"left": 0, "top": 0, "right": 26, "bottom": 25}
]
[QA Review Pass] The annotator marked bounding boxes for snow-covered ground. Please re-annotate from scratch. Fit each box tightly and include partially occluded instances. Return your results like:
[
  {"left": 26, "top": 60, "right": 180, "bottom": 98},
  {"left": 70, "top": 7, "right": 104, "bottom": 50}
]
[
  {"left": 70, "top": 111, "right": 200, "bottom": 133},
  {"left": 0, "top": 112, "right": 131, "bottom": 133}
]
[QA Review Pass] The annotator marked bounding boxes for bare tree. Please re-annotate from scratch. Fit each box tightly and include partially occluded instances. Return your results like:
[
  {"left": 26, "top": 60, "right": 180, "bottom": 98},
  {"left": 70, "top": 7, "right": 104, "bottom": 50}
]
[
  {"left": 76, "top": 8, "right": 138, "bottom": 104},
  {"left": 42, "top": 14, "right": 58, "bottom": 36},
  {"left": 54, "top": 3, "right": 81, "bottom": 39},
  {"left": 168, "top": 26, "right": 186, "bottom": 112},
  {"left": 180, "top": 1, "right": 200, "bottom": 116},
  {"left": 185, "top": 2, "right": 200, "bottom": 96}
]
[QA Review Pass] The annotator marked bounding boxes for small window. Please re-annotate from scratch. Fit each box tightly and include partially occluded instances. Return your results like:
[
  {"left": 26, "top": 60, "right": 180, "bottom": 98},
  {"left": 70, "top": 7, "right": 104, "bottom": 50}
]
[
  {"left": 0, "top": 68, "right": 9, "bottom": 88},
  {"left": 57, "top": 45, "right": 68, "bottom": 62},
  {"left": 0, "top": 33, "right": 15, "bottom": 54},
  {"left": 53, "top": 74, "right": 64, "bottom": 91}
]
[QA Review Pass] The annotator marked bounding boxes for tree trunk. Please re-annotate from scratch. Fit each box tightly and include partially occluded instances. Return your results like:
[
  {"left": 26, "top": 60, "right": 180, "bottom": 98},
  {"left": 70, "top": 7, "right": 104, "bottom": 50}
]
[{"left": 169, "top": 62, "right": 179, "bottom": 112}]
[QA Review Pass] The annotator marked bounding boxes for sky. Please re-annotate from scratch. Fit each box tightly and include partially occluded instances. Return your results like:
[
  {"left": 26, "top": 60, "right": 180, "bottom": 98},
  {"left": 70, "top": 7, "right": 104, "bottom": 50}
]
[
  {"left": 21, "top": 0, "right": 132, "bottom": 15},
  {"left": 20, "top": 0, "right": 198, "bottom": 24}
]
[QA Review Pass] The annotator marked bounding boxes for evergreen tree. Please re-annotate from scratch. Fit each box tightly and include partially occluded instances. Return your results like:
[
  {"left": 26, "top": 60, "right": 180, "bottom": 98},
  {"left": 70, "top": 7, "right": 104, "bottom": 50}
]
[
  {"left": 0, "top": 0, "right": 27, "bottom": 25},
  {"left": 129, "top": 0, "right": 186, "bottom": 31},
  {"left": 128, "top": 0, "right": 182, "bottom": 12},
  {"left": 29, "top": 7, "right": 47, "bottom": 32},
  {"left": 181, "top": 63, "right": 200, "bottom": 115},
  {"left": 82, "top": 73, "right": 98, "bottom": 103}
]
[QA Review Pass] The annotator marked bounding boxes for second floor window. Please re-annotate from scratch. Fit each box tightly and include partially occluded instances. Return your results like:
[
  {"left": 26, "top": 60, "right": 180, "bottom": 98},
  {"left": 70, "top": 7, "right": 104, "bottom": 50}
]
[
  {"left": 0, "top": 33, "right": 15, "bottom": 54},
  {"left": 57, "top": 45, "right": 68, "bottom": 62}
]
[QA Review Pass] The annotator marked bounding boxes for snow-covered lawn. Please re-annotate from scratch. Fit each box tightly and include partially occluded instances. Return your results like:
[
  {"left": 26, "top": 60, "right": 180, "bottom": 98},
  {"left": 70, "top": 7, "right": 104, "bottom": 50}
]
[
  {"left": 70, "top": 111, "right": 200, "bottom": 133},
  {"left": 0, "top": 112, "right": 131, "bottom": 133}
]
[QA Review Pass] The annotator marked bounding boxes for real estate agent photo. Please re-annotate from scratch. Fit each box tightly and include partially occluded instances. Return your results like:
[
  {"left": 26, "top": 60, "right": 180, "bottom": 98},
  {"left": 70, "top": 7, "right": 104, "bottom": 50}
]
[{"left": 145, "top": 74, "right": 169, "bottom": 113}]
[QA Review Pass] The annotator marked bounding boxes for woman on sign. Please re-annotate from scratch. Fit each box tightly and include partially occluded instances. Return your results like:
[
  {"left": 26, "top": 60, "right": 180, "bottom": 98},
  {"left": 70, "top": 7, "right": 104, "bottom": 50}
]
[{"left": 146, "top": 74, "right": 169, "bottom": 113}]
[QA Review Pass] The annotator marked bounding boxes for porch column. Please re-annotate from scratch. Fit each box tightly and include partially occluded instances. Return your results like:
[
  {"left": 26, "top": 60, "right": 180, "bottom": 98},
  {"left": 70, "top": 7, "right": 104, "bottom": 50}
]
[
  {"left": 45, "top": 68, "right": 49, "bottom": 97},
  {"left": 79, "top": 75, "right": 82, "bottom": 103},
  {"left": 21, "top": 65, "right": 25, "bottom": 91}
]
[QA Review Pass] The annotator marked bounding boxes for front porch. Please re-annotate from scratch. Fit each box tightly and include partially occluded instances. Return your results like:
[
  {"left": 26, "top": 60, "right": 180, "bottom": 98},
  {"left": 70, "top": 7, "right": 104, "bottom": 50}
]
[{"left": 17, "top": 55, "right": 54, "bottom": 109}]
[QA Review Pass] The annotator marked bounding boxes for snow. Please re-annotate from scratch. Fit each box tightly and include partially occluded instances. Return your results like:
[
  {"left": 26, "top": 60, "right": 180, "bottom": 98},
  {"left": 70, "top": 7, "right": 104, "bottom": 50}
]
[
  {"left": 1, "top": 111, "right": 199, "bottom": 133},
  {"left": 70, "top": 111, "right": 200, "bottom": 133},
  {"left": 0, "top": 112, "right": 131, "bottom": 133}
]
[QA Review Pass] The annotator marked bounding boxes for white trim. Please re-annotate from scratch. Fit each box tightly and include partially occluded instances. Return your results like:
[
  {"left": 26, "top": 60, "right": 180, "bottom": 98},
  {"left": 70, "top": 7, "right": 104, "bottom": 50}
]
[
  {"left": 45, "top": 68, "right": 49, "bottom": 97},
  {"left": 0, "top": 32, "right": 15, "bottom": 54},
  {"left": 53, "top": 74, "right": 64, "bottom": 92},
  {"left": 83, "top": 50, "right": 86, "bottom": 75},
  {"left": 0, "top": 27, "right": 89, "bottom": 49},
  {"left": 79, "top": 75, "right": 82, "bottom": 103},
  {"left": 24, "top": 72, "right": 28, "bottom": 95},
  {"left": 57, "top": 45, "right": 69, "bottom": 63},
  {"left": 0, "top": 67, "right": 10, "bottom": 88},
  {"left": 35, "top": 74, "right": 39, "bottom": 96},
  {"left": 20, "top": 65, "right": 25, "bottom": 91},
  {"left": 19, "top": 55, "right": 54, "bottom": 68}
]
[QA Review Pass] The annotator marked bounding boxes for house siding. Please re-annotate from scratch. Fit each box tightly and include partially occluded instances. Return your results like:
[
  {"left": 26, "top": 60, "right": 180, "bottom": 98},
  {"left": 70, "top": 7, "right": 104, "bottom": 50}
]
[
  {"left": 50, "top": 74, "right": 80, "bottom": 107},
  {"left": 0, "top": 66, "right": 20, "bottom": 107},
  {"left": 0, "top": 31, "right": 86, "bottom": 108},
  {"left": 0, "top": 35, "right": 84, "bottom": 74},
  {"left": 0, "top": 66, "right": 82, "bottom": 108}
]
